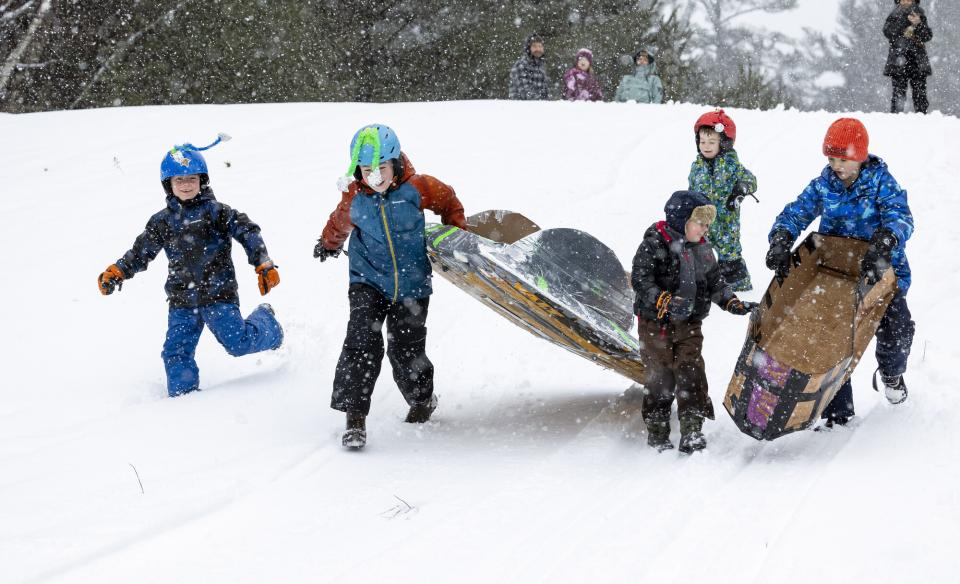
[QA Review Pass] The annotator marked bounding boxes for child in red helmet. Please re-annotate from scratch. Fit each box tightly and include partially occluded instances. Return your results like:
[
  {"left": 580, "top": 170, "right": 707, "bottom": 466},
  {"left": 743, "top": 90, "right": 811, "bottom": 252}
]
[
  {"left": 765, "top": 118, "right": 914, "bottom": 428},
  {"left": 687, "top": 109, "right": 758, "bottom": 291}
]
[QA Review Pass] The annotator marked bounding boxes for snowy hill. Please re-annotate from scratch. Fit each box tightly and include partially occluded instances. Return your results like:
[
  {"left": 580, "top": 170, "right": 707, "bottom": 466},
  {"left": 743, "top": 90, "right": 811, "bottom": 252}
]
[{"left": 2, "top": 101, "right": 957, "bottom": 583}]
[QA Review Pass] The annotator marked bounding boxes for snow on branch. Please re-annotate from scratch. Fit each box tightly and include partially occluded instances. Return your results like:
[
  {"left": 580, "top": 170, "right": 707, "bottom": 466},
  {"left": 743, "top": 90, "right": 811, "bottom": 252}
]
[
  {"left": 1, "top": 0, "right": 34, "bottom": 21},
  {"left": 0, "top": 0, "right": 50, "bottom": 98},
  {"left": 69, "top": 2, "right": 187, "bottom": 109}
]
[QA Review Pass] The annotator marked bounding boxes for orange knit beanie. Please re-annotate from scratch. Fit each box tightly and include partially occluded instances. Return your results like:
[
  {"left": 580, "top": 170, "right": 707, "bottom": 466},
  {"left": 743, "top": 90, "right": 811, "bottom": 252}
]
[{"left": 822, "top": 118, "right": 869, "bottom": 162}]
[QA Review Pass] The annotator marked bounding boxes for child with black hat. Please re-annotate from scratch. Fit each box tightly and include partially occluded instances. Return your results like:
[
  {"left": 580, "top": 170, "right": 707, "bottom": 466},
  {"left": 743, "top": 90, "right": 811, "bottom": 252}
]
[{"left": 631, "top": 190, "right": 756, "bottom": 453}]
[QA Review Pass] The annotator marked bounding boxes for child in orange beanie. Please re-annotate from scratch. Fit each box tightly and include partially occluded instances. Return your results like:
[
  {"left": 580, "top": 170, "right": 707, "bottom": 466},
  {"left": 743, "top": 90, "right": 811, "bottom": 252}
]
[{"left": 765, "top": 118, "right": 915, "bottom": 427}]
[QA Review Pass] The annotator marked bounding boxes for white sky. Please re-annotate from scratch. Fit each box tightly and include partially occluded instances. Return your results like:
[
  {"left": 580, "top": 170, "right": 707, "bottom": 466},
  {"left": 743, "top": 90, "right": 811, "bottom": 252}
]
[{"left": 737, "top": 0, "right": 842, "bottom": 38}]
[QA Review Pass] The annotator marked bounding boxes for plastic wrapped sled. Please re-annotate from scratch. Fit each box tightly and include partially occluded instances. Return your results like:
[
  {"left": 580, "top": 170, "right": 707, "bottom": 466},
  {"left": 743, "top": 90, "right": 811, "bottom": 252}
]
[{"left": 425, "top": 210, "right": 646, "bottom": 384}]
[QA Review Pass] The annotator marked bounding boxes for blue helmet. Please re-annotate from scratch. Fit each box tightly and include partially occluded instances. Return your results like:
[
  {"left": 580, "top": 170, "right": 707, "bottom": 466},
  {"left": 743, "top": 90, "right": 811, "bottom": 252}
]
[
  {"left": 159, "top": 133, "right": 231, "bottom": 184},
  {"left": 336, "top": 124, "right": 402, "bottom": 191},
  {"left": 350, "top": 124, "right": 401, "bottom": 167},
  {"left": 160, "top": 147, "right": 208, "bottom": 181}
]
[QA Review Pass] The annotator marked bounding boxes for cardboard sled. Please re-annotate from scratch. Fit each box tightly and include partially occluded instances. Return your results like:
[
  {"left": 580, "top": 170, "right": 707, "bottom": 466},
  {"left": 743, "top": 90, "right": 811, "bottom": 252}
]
[
  {"left": 724, "top": 232, "right": 898, "bottom": 440},
  {"left": 425, "top": 210, "right": 646, "bottom": 384}
]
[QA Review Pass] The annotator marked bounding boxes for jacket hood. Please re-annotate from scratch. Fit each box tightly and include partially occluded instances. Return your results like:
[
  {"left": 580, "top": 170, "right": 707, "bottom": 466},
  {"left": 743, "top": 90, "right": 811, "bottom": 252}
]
[
  {"left": 524, "top": 34, "right": 544, "bottom": 58},
  {"left": 664, "top": 190, "right": 712, "bottom": 234}
]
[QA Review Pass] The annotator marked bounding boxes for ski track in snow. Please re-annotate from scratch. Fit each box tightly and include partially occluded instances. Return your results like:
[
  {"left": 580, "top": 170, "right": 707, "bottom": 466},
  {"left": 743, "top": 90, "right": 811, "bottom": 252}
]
[{"left": 1, "top": 102, "right": 958, "bottom": 583}]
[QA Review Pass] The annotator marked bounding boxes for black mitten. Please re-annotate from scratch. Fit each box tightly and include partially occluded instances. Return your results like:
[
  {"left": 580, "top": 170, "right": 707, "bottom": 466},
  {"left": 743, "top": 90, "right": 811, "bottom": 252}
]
[
  {"left": 765, "top": 230, "right": 794, "bottom": 279},
  {"left": 860, "top": 228, "right": 897, "bottom": 285}
]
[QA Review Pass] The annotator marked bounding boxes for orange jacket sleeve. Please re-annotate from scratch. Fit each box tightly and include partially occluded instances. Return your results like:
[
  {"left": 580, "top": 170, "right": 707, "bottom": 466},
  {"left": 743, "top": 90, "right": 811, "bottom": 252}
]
[
  {"left": 320, "top": 184, "right": 358, "bottom": 250},
  {"left": 409, "top": 174, "right": 468, "bottom": 229}
]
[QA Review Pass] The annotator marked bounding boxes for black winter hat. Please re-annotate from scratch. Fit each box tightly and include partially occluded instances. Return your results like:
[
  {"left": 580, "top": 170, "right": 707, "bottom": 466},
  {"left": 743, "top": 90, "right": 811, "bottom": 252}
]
[{"left": 665, "top": 190, "right": 714, "bottom": 234}]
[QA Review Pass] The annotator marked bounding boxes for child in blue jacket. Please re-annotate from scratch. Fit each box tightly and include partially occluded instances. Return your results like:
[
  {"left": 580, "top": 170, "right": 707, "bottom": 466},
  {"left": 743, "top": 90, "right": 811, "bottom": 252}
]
[
  {"left": 314, "top": 124, "right": 468, "bottom": 450},
  {"left": 98, "top": 136, "right": 283, "bottom": 397},
  {"left": 765, "top": 118, "right": 914, "bottom": 427}
]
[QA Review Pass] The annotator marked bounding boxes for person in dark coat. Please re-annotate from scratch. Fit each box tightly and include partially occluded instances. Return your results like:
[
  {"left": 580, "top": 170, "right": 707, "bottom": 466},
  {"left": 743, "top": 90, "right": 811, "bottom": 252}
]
[
  {"left": 508, "top": 34, "right": 550, "bottom": 100},
  {"left": 98, "top": 135, "right": 283, "bottom": 397},
  {"left": 631, "top": 190, "right": 756, "bottom": 454},
  {"left": 883, "top": 0, "right": 933, "bottom": 114}
]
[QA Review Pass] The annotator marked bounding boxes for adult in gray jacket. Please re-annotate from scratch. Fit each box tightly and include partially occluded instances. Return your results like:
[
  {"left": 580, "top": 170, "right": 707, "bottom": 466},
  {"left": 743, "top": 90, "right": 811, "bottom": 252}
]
[
  {"left": 509, "top": 34, "right": 550, "bottom": 100},
  {"left": 614, "top": 49, "right": 663, "bottom": 104}
]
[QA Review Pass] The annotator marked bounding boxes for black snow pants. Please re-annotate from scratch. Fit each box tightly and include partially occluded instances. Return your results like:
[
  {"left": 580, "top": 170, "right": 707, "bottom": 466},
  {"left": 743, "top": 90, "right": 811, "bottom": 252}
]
[
  {"left": 331, "top": 283, "right": 434, "bottom": 416},
  {"left": 822, "top": 292, "right": 915, "bottom": 420},
  {"left": 637, "top": 318, "right": 716, "bottom": 425},
  {"left": 891, "top": 74, "right": 928, "bottom": 114}
]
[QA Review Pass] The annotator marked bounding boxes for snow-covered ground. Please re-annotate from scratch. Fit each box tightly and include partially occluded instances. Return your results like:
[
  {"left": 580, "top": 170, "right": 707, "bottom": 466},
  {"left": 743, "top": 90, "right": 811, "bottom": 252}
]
[{"left": 1, "top": 101, "right": 957, "bottom": 583}]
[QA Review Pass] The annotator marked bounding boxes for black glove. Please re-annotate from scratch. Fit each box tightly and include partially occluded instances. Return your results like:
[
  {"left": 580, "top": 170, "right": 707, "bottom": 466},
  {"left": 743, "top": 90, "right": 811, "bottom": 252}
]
[
  {"left": 725, "top": 181, "right": 759, "bottom": 212},
  {"left": 765, "top": 230, "right": 794, "bottom": 280},
  {"left": 313, "top": 240, "right": 342, "bottom": 262},
  {"left": 860, "top": 228, "right": 897, "bottom": 285},
  {"left": 726, "top": 297, "right": 759, "bottom": 316}
]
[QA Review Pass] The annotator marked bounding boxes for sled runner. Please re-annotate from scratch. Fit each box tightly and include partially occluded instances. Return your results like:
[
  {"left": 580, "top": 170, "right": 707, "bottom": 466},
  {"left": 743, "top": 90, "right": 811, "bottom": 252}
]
[
  {"left": 723, "top": 233, "right": 898, "bottom": 440},
  {"left": 425, "top": 210, "right": 646, "bottom": 384}
]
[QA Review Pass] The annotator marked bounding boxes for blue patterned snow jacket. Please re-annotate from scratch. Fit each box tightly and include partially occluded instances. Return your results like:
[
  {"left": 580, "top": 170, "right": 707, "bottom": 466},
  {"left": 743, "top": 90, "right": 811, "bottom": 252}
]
[
  {"left": 769, "top": 155, "right": 914, "bottom": 293},
  {"left": 115, "top": 187, "right": 271, "bottom": 308},
  {"left": 320, "top": 154, "right": 467, "bottom": 302}
]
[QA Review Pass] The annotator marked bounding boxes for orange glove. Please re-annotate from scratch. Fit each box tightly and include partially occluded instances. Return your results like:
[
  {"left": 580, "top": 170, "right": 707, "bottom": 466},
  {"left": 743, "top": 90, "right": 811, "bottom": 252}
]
[
  {"left": 98, "top": 264, "right": 125, "bottom": 295},
  {"left": 656, "top": 291, "right": 672, "bottom": 320},
  {"left": 256, "top": 262, "right": 280, "bottom": 295}
]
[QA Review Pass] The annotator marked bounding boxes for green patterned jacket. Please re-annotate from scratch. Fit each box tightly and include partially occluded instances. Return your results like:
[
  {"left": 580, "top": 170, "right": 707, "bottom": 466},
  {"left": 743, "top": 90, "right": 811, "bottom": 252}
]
[{"left": 687, "top": 149, "right": 757, "bottom": 262}]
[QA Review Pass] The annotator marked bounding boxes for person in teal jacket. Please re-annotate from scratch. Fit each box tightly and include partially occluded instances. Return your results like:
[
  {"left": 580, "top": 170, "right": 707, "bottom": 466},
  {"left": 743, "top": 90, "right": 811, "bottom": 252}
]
[
  {"left": 688, "top": 109, "right": 758, "bottom": 291},
  {"left": 614, "top": 49, "right": 663, "bottom": 104}
]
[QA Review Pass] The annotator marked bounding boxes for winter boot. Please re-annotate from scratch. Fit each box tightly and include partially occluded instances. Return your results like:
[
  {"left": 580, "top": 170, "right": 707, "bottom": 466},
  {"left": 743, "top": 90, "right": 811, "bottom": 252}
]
[
  {"left": 342, "top": 412, "right": 366, "bottom": 450},
  {"left": 678, "top": 416, "right": 706, "bottom": 454},
  {"left": 644, "top": 419, "right": 674, "bottom": 452},
  {"left": 822, "top": 415, "right": 851, "bottom": 429},
  {"left": 405, "top": 394, "right": 438, "bottom": 424},
  {"left": 873, "top": 369, "right": 908, "bottom": 405}
]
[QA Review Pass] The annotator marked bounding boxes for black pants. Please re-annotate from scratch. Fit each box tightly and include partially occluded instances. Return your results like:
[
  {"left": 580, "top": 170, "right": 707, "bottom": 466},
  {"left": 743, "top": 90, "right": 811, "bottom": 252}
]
[
  {"left": 331, "top": 284, "right": 434, "bottom": 416},
  {"left": 822, "top": 292, "right": 914, "bottom": 419},
  {"left": 637, "top": 318, "right": 715, "bottom": 424},
  {"left": 891, "top": 75, "right": 928, "bottom": 114}
]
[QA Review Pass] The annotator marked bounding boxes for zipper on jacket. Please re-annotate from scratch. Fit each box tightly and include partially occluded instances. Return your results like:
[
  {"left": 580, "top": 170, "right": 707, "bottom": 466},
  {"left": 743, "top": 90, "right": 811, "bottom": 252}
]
[{"left": 379, "top": 201, "right": 400, "bottom": 302}]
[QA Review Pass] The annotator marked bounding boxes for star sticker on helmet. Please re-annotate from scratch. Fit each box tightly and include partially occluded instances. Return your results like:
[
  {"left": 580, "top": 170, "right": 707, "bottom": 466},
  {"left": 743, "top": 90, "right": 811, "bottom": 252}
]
[{"left": 171, "top": 149, "right": 191, "bottom": 167}]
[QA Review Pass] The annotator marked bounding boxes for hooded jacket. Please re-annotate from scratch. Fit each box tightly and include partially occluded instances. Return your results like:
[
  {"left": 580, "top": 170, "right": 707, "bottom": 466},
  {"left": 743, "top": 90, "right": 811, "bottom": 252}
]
[
  {"left": 883, "top": 3, "right": 933, "bottom": 77},
  {"left": 769, "top": 155, "right": 913, "bottom": 293},
  {"left": 321, "top": 153, "right": 467, "bottom": 301},
  {"left": 631, "top": 191, "right": 735, "bottom": 323},
  {"left": 562, "top": 50, "right": 603, "bottom": 101},
  {"left": 614, "top": 62, "right": 663, "bottom": 104},
  {"left": 115, "top": 187, "right": 271, "bottom": 308},
  {"left": 509, "top": 36, "right": 550, "bottom": 100}
]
